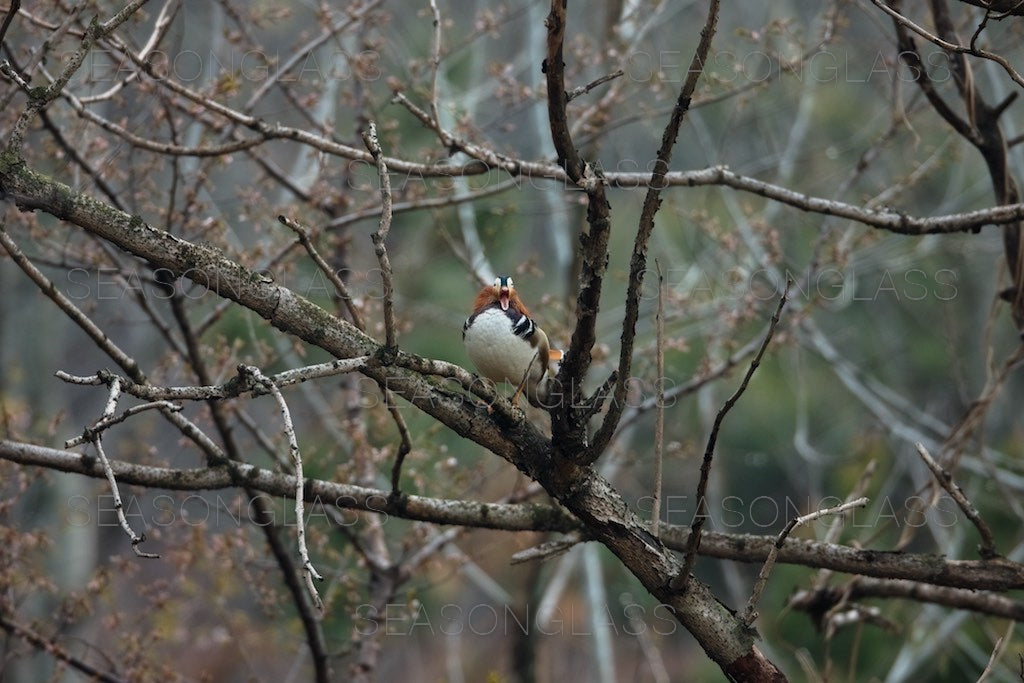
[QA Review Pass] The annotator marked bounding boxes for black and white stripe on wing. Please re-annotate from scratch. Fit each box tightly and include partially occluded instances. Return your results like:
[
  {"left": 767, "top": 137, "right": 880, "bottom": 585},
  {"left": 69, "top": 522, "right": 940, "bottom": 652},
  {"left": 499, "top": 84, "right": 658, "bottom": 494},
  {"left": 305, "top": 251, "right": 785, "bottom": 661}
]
[{"left": 510, "top": 311, "right": 536, "bottom": 340}]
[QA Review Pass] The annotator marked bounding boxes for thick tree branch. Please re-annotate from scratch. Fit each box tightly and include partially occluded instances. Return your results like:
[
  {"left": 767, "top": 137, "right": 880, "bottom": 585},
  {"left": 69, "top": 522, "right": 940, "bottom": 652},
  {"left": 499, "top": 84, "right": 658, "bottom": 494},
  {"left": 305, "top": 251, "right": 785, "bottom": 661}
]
[
  {"left": 543, "top": 0, "right": 615, "bottom": 458},
  {"left": 7, "top": 438, "right": 1024, "bottom": 599},
  {"left": 789, "top": 577, "right": 1024, "bottom": 623}
]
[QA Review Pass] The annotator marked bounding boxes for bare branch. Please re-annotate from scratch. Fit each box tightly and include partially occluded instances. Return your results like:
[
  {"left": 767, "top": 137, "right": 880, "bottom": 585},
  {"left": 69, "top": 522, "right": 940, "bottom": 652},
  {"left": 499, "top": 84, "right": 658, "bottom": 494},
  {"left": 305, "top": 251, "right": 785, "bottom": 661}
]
[
  {"left": 812, "top": 460, "right": 878, "bottom": 590},
  {"left": 0, "top": 612, "right": 125, "bottom": 683},
  {"left": 279, "top": 214, "right": 366, "bottom": 330},
  {"left": 385, "top": 386, "right": 413, "bottom": 497},
  {"left": 325, "top": 177, "right": 521, "bottom": 232},
  {"left": 5, "top": 0, "right": 150, "bottom": 152},
  {"left": 511, "top": 533, "right": 584, "bottom": 564},
  {"left": 64, "top": 400, "right": 181, "bottom": 449},
  {"left": 243, "top": 365, "right": 324, "bottom": 611},
  {"left": 566, "top": 69, "right": 625, "bottom": 103},
  {"left": 676, "top": 282, "right": 790, "bottom": 590},
  {"left": 0, "top": 0, "right": 21, "bottom": 49},
  {"left": 914, "top": 443, "right": 998, "bottom": 559},
  {"left": 0, "top": 226, "right": 146, "bottom": 384},
  {"left": 55, "top": 357, "right": 369, "bottom": 401},
  {"left": 743, "top": 498, "right": 870, "bottom": 625},
  {"left": 651, "top": 261, "right": 666, "bottom": 537},
  {"left": 82, "top": 378, "right": 160, "bottom": 559},
  {"left": 544, "top": 0, "right": 614, "bottom": 455},
  {"left": 977, "top": 630, "right": 1008, "bottom": 683},
  {"left": 789, "top": 577, "right": 1024, "bottom": 623},
  {"left": 587, "top": 0, "right": 719, "bottom": 463},
  {"left": 953, "top": 0, "right": 1024, "bottom": 15},
  {"left": 427, "top": 0, "right": 445, "bottom": 144},
  {"left": 9, "top": 439, "right": 1024, "bottom": 595},
  {"left": 871, "top": 0, "right": 1024, "bottom": 88},
  {"left": 361, "top": 121, "right": 397, "bottom": 350}
]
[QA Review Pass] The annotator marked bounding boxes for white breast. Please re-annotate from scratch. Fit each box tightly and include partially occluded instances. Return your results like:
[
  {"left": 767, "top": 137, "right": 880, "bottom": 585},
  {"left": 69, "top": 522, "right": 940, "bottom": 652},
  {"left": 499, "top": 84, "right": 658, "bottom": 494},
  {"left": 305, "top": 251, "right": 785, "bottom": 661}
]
[{"left": 463, "top": 308, "right": 544, "bottom": 387}]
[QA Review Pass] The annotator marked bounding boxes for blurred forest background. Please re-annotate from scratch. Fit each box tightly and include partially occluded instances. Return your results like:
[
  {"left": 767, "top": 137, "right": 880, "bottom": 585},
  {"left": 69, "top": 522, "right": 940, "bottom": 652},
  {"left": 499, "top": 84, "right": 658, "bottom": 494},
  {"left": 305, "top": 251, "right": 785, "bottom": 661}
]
[{"left": 3, "top": 0, "right": 1024, "bottom": 681}]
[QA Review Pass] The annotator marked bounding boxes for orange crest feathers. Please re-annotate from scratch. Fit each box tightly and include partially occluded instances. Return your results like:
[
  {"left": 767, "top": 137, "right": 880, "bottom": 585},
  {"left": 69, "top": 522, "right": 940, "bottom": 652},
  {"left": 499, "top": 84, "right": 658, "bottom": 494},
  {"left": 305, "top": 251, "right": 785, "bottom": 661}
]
[{"left": 472, "top": 283, "right": 533, "bottom": 318}]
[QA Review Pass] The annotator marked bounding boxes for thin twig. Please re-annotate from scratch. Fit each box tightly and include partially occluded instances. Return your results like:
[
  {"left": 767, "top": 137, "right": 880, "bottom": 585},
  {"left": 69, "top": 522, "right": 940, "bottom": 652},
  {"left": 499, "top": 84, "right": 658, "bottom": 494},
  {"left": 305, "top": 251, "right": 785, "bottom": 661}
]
[
  {"left": 357, "top": 124, "right": 411, "bottom": 495},
  {"left": 915, "top": 443, "right": 998, "bottom": 559},
  {"left": 78, "top": 0, "right": 179, "bottom": 104},
  {"left": 510, "top": 532, "right": 584, "bottom": 564},
  {"left": 0, "top": 227, "right": 146, "bottom": 384},
  {"left": 743, "top": 497, "right": 869, "bottom": 625},
  {"left": 55, "top": 356, "right": 369, "bottom": 401},
  {"left": 278, "top": 214, "right": 366, "bottom": 330},
  {"left": 976, "top": 629, "right": 1009, "bottom": 683},
  {"left": 92, "top": 437, "right": 159, "bottom": 558},
  {"left": 0, "top": 613, "right": 125, "bottom": 683},
  {"left": 244, "top": 365, "right": 324, "bottom": 611},
  {"left": 789, "top": 578, "right": 1024, "bottom": 625},
  {"left": 427, "top": 0, "right": 445, "bottom": 143},
  {"left": 438, "top": 226, "right": 492, "bottom": 288},
  {"left": 619, "top": 592, "right": 671, "bottom": 683},
  {"left": 361, "top": 121, "right": 397, "bottom": 349},
  {"left": 674, "top": 281, "right": 790, "bottom": 591},
  {"left": 651, "top": 261, "right": 666, "bottom": 537},
  {"left": 385, "top": 386, "right": 413, "bottom": 497},
  {"left": 812, "top": 460, "right": 877, "bottom": 590},
  {"left": 87, "top": 378, "right": 160, "bottom": 558},
  {"left": 566, "top": 69, "right": 625, "bottom": 102},
  {"left": 65, "top": 400, "right": 181, "bottom": 448},
  {"left": 326, "top": 177, "right": 521, "bottom": 232},
  {"left": 5, "top": 0, "right": 150, "bottom": 153}
]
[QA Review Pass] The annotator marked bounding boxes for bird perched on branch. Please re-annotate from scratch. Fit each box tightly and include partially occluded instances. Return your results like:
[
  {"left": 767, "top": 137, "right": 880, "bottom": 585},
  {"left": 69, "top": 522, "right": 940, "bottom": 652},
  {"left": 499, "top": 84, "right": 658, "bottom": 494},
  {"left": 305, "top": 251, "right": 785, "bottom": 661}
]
[{"left": 463, "top": 276, "right": 562, "bottom": 408}]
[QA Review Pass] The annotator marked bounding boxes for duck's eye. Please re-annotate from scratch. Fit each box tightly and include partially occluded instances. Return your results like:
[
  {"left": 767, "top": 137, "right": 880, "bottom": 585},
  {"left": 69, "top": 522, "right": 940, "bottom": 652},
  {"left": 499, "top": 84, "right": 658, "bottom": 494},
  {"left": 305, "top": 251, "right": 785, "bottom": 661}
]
[
  {"left": 493, "top": 277, "right": 502, "bottom": 288},
  {"left": 505, "top": 277, "right": 514, "bottom": 289}
]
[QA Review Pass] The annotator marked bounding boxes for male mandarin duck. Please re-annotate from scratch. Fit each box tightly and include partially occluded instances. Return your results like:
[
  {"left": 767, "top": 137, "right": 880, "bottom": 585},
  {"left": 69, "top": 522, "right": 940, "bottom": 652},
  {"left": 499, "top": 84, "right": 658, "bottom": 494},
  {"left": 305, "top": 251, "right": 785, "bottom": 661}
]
[{"left": 463, "top": 276, "right": 563, "bottom": 408}]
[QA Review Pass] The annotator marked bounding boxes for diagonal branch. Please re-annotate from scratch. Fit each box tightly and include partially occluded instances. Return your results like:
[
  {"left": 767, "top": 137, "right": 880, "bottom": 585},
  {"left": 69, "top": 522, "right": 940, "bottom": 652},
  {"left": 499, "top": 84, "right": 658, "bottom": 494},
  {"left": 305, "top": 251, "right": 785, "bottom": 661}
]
[
  {"left": 0, "top": 59, "right": 791, "bottom": 683},
  {"left": 0, "top": 612, "right": 124, "bottom": 683},
  {"left": 586, "top": 0, "right": 719, "bottom": 463},
  {"left": 915, "top": 443, "right": 998, "bottom": 559},
  {"left": 0, "top": 226, "right": 147, "bottom": 383},
  {"left": 675, "top": 283, "right": 790, "bottom": 590},
  {"left": 0, "top": 0, "right": 21, "bottom": 49},
  {"left": 64, "top": 400, "right": 181, "bottom": 449},
  {"left": 278, "top": 214, "right": 366, "bottom": 330}
]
